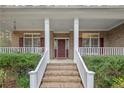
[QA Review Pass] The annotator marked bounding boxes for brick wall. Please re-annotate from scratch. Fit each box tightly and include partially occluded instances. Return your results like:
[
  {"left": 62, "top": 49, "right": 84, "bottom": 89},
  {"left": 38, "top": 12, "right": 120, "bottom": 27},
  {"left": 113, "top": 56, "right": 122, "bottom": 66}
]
[{"left": 108, "top": 23, "right": 124, "bottom": 47}]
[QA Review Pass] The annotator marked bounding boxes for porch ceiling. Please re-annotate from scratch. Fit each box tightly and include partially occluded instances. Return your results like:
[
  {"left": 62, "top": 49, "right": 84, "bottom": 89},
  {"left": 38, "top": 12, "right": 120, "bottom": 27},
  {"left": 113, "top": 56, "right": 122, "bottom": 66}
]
[
  {"left": 0, "top": 8, "right": 124, "bottom": 32},
  {"left": 0, "top": 18, "right": 123, "bottom": 32}
]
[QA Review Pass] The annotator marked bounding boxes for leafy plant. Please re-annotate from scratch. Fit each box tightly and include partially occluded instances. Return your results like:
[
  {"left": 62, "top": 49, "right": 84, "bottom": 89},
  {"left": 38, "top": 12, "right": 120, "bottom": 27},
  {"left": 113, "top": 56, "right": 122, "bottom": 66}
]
[
  {"left": 83, "top": 56, "right": 124, "bottom": 88},
  {"left": 0, "top": 53, "right": 41, "bottom": 87},
  {"left": 16, "top": 75, "right": 29, "bottom": 88},
  {"left": 112, "top": 76, "right": 124, "bottom": 88},
  {"left": 0, "top": 69, "right": 6, "bottom": 87}
]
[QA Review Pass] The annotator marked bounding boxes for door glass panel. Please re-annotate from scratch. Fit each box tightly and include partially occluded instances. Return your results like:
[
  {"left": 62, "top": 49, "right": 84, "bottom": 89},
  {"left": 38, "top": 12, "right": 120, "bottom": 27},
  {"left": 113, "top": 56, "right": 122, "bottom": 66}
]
[
  {"left": 65, "top": 39, "right": 69, "bottom": 49},
  {"left": 54, "top": 39, "right": 58, "bottom": 49}
]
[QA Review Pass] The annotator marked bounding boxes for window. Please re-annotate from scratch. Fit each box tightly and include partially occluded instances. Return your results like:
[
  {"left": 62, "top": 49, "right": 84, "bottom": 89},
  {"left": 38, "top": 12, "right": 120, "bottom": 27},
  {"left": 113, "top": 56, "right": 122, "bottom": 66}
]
[
  {"left": 82, "top": 33, "right": 99, "bottom": 47},
  {"left": 24, "top": 33, "right": 41, "bottom": 47}
]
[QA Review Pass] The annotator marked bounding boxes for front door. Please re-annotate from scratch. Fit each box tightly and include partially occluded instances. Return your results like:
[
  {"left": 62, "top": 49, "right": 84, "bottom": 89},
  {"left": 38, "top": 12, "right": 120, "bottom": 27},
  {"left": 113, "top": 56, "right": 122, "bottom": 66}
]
[{"left": 58, "top": 39, "right": 65, "bottom": 58}]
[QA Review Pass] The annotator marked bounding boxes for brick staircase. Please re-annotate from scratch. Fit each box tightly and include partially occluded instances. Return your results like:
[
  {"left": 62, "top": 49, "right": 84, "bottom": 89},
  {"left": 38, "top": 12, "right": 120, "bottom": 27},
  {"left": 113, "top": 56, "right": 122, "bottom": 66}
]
[{"left": 40, "top": 62, "right": 83, "bottom": 88}]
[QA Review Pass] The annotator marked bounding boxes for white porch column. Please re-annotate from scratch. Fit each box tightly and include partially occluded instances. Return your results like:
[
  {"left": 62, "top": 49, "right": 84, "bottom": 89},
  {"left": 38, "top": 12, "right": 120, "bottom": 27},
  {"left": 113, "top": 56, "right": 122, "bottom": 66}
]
[
  {"left": 74, "top": 18, "right": 79, "bottom": 62},
  {"left": 45, "top": 18, "right": 50, "bottom": 62}
]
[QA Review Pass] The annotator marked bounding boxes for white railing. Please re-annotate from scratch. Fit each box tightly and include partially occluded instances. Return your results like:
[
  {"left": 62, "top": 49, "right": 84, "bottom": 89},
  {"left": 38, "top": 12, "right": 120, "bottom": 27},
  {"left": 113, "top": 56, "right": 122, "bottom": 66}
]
[
  {"left": 28, "top": 49, "right": 48, "bottom": 88},
  {"left": 79, "top": 47, "right": 124, "bottom": 56},
  {"left": 0, "top": 47, "right": 44, "bottom": 55},
  {"left": 75, "top": 49, "right": 95, "bottom": 88}
]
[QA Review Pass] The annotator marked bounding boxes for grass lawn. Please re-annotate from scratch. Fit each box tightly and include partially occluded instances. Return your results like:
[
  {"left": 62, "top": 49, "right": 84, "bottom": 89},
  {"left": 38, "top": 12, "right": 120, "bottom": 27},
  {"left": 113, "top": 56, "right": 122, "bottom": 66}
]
[
  {"left": 0, "top": 53, "right": 41, "bottom": 88},
  {"left": 83, "top": 56, "right": 124, "bottom": 88}
]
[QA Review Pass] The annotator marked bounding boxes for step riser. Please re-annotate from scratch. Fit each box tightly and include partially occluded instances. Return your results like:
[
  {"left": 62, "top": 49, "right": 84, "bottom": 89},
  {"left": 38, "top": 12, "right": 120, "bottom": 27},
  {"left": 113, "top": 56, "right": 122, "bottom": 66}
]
[
  {"left": 45, "top": 71, "right": 79, "bottom": 76},
  {"left": 43, "top": 80, "right": 81, "bottom": 83},
  {"left": 48, "top": 64, "right": 76, "bottom": 66},
  {"left": 44, "top": 73, "right": 79, "bottom": 76},
  {"left": 47, "top": 65, "right": 77, "bottom": 69},
  {"left": 46, "top": 68, "right": 77, "bottom": 70},
  {"left": 43, "top": 76, "right": 81, "bottom": 82},
  {"left": 41, "top": 82, "right": 83, "bottom": 88}
]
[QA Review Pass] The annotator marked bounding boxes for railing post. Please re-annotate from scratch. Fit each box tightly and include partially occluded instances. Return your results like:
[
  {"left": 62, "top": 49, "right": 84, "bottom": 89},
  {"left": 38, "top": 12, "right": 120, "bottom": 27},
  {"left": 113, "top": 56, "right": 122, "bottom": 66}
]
[
  {"left": 87, "top": 72, "right": 95, "bottom": 88},
  {"left": 123, "top": 48, "right": 124, "bottom": 55},
  {"left": 0, "top": 48, "right": 1, "bottom": 53},
  {"left": 29, "top": 71, "right": 37, "bottom": 88}
]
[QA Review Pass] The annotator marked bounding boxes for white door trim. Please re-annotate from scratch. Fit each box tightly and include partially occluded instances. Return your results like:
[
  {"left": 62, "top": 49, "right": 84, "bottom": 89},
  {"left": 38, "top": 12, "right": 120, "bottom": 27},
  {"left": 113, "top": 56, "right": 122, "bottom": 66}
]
[{"left": 54, "top": 38, "right": 69, "bottom": 58}]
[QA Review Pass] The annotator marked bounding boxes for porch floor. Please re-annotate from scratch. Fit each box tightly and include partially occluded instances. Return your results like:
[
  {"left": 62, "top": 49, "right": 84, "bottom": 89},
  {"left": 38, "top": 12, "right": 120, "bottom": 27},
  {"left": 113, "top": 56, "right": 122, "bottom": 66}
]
[{"left": 50, "top": 59, "right": 74, "bottom": 63}]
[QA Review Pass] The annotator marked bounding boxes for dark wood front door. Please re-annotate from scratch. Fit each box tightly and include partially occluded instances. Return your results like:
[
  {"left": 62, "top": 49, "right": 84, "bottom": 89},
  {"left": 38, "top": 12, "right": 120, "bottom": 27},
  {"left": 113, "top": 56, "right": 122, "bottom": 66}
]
[{"left": 58, "top": 39, "right": 65, "bottom": 58}]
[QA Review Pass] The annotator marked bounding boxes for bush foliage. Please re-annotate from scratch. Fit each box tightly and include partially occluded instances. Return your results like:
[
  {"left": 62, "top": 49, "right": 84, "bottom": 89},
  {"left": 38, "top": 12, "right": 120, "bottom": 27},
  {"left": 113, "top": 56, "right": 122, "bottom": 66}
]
[
  {"left": 83, "top": 56, "right": 124, "bottom": 88},
  {"left": 16, "top": 75, "right": 29, "bottom": 88},
  {"left": 112, "top": 76, "right": 124, "bottom": 88},
  {"left": 0, "top": 53, "right": 41, "bottom": 87}
]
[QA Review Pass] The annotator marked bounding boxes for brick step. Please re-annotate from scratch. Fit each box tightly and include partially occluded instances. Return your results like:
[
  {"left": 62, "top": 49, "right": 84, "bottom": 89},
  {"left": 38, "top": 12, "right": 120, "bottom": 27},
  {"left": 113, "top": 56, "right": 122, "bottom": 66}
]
[
  {"left": 44, "top": 70, "right": 79, "bottom": 76},
  {"left": 42, "top": 76, "right": 81, "bottom": 82},
  {"left": 40, "top": 62, "right": 83, "bottom": 88},
  {"left": 41, "top": 82, "right": 83, "bottom": 88},
  {"left": 48, "top": 63, "right": 76, "bottom": 66},
  {"left": 46, "top": 65, "right": 77, "bottom": 70}
]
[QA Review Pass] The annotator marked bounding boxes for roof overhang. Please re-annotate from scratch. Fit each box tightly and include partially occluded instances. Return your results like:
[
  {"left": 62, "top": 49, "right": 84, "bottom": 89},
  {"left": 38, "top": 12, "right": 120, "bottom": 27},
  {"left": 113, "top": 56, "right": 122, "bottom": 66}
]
[{"left": 1, "top": 5, "right": 124, "bottom": 9}]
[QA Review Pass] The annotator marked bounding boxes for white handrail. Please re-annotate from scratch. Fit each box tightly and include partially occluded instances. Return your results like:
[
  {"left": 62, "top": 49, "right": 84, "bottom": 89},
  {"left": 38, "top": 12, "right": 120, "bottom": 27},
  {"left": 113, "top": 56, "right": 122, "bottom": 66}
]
[
  {"left": 0, "top": 47, "right": 44, "bottom": 55},
  {"left": 75, "top": 49, "right": 95, "bottom": 88},
  {"left": 79, "top": 47, "right": 124, "bottom": 56},
  {"left": 28, "top": 50, "right": 48, "bottom": 88}
]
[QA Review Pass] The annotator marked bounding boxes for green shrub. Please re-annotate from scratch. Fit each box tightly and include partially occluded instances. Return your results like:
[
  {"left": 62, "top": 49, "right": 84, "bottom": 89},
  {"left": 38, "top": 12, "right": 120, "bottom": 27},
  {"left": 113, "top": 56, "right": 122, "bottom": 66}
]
[
  {"left": 83, "top": 56, "right": 124, "bottom": 88},
  {"left": 112, "top": 76, "right": 124, "bottom": 88},
  {"left": 0, "top": 69, "right": 6, "bottom": 87},
  {"left": 0, "top": 53, "right": 41, "bottom": 87},
  {"left": 16, "top": 75, "right": 29, "bottom": 88},
  {"left": 0, "top": 53, "right": 40, "bottom": 74},
  {"left": 12, "top": 53, "right": 41, "bottom": 75}
]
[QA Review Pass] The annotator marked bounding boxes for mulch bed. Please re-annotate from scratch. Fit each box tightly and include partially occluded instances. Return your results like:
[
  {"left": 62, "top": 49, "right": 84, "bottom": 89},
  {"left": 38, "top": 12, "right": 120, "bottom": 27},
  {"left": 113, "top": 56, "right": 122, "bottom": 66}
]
[
  {"left": 3, "top": 79, "right": 16, "bottom": 88},
  {"left": 0, "top": 69, "right": 17, "bottom": 88}
]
